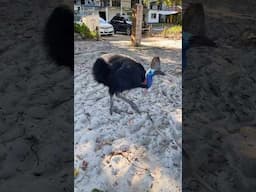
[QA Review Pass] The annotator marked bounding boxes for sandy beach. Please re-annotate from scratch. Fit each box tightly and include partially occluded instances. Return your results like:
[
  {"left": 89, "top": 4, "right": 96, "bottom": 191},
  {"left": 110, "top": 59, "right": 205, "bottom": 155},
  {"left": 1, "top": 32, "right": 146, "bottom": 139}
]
[{"left": 74, "top": 35, "right": 182, "bottom": 192}]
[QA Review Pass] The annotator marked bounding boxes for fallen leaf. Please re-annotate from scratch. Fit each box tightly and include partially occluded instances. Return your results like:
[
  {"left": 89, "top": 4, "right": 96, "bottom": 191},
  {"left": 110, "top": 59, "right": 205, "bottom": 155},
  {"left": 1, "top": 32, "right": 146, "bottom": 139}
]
[
  {"left": 74, "top": 168, "right": 79, "bottom": 177},
  {"left": 82, "top": 160, "right": 88, "bottom": 171}
]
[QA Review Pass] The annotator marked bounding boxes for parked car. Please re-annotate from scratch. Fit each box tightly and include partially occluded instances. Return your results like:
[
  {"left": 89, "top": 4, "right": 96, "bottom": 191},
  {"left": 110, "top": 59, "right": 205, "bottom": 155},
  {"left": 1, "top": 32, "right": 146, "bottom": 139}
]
[
  {"left": 110, "top": 15, "right": 132, "bottom": 35},
  {"left": 99, "top": 17, "right": 114, "bottom": 36}
]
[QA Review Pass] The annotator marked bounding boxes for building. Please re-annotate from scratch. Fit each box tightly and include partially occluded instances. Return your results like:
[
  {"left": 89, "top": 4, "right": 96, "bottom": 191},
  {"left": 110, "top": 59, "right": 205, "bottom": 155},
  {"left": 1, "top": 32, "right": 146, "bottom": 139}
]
[
  {"left": 147, "top": 0, "right": 180, "bottom": 23},
  {"left": 74, "top": 0, "right": 180, "bottom": 24},
  {"left": 74, "top": 0, "right": 137, "bottom": 21},
  {"left": 74, "top": 0, "right": 102, "bottom": 16}
]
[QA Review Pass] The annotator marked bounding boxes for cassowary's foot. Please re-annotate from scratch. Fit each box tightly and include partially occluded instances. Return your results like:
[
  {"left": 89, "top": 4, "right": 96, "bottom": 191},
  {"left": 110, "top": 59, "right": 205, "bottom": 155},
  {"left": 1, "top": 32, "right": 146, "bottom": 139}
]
[
  {"left": 116, "top": 94, "right": 141, "bottom": 114},
  {"left": 111, "top": 106, "right": 123, "bottom": 114},
  {"left": 110, "top": 107, "right": 122, "bottom": 115},
  {"left": 129, "top": 102, "right": 141, "bottom": 114},
  {"left": 110, "top": 95, "right": 125, "bottom": 115},
  {"left": 110, "top": 105, "right": 125, "bottom": 115}
]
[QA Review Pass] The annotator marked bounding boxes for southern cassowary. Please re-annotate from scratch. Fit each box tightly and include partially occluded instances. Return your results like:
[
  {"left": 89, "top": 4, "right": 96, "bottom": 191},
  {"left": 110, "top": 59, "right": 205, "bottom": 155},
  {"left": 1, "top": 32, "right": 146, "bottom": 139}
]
[
  {"left": 44, "top": 5, "right": 74, "bottom": 70},
  {"left": 92, "top": 54, "right": 165, "bottom": 115}
]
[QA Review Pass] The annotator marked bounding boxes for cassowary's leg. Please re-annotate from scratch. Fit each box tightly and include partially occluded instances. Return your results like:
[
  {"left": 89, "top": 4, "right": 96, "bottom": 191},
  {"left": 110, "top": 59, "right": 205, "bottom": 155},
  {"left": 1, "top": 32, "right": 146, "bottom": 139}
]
[
  {"left": 110, "top": 95, "right": 114, "bottom": 115},
  {"left": 109, "top": 94, "right": 123, "bottom": 115},
  {"left": 116, "top": 94, "right": 141, "bottom": 114}
]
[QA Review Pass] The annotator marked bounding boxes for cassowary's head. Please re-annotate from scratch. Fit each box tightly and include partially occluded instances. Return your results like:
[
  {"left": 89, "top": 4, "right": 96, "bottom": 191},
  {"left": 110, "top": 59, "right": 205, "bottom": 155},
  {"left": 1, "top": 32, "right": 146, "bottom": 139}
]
[{"left": 145, "top": 57, "right": 165, "bottom": 88}]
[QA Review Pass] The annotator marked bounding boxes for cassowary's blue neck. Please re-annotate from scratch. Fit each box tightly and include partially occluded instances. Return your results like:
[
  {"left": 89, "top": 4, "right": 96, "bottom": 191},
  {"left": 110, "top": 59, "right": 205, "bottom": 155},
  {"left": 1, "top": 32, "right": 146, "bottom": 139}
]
[{"left": 145, "top": 68, "right": 155, "bottom": 88}]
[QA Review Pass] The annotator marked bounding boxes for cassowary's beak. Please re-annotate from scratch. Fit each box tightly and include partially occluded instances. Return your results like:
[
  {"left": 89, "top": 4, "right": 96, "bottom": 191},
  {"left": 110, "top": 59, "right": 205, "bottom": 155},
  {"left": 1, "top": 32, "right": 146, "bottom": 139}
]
[{"left": 155, "top": 71, "right": 165, "bottom": 75}]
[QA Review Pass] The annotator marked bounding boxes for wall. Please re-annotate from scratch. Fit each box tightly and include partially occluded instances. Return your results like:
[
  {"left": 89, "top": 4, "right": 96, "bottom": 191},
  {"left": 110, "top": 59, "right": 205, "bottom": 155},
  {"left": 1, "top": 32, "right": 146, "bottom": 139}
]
[
  {"left": 107, "top": 7, "right": 131, "bottom": 21},
  {"left": 148, "top": 10, "right": 159, "bottom": 23},
  {"left": 108, "top": 7, "right": 120, "bottom": 20},
  {"left": 82, "top": 15, "right": 100, "bottom": 31},
  {"left": 122, "top": 0, "right": 131, "bottom": 8},
  {"left": 76, "top": 0, "right": 133, "bottom": 21}
]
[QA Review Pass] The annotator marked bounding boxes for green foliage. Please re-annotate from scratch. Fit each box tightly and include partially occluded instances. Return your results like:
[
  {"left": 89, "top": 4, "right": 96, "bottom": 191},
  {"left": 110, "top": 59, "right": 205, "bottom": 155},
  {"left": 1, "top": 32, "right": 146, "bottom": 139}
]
[
  {"left": 168, "top": 25, "right": 182, "bottom": 33},
  {"left": 159, "top": 0, "right": 182, "bottom": 7},
  {"left": 169, "top": 13, "right": 182, "bottom": 25},
  {"left": 143, "top": 0, "right": 181, "bottom": 7},
  {"left": 176, "top": 13, "right": 182, "bottom": 25},
  {"left": 91, "top": 189, "right": 104, "bottom": 192},
  {"left": 74, "top": 23, "right": 97, "bottom": 39},
  {"left": 162, "top": 25, "right": 182, "bottom": 38}
]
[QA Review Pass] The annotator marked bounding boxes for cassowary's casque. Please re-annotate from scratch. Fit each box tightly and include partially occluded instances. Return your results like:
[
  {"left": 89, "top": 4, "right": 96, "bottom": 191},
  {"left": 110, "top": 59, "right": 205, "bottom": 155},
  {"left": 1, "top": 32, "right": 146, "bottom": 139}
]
[
  {"left": 44, "top": 5, "right": 74, "bottom": 70},
  {"left": 93, "top": 54, "right": 165, "bottom": 115}
]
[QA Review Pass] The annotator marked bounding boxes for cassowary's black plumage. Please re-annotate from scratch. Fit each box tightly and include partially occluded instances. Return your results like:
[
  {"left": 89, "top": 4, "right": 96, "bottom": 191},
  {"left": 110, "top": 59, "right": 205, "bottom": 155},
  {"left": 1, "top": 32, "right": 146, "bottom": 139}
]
[
  {"left": 44, "top": 5, "right": 74, "bottom": 70},
  {"left": 93, "top": 54, "right": 163, "bottom": 114},
  {"left": 93, "top": 54, "right": 147, "bottom": 95}
]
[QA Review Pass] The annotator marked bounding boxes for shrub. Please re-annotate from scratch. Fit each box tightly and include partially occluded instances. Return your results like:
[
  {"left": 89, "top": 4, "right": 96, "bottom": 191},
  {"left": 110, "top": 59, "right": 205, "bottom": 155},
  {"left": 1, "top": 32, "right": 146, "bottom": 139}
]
[
  {"left": 74, "top": 23, "right": 97, "bottom": 39},
  {"left": 167, "top": 25, "right": 182, "bottom": 34},
  {"left": 162, "top": 25, "right": 182, "bottom": 38},
  {"left": 174, "top": 13, "right": 182, "bottom": 25}
]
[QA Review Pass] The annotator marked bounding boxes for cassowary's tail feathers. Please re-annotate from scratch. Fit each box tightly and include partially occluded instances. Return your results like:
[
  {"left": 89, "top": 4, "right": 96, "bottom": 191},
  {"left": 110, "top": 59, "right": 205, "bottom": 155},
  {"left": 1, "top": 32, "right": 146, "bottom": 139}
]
[
  {"left": 93, "top": 58, "right": 110, "bottom": 85},
  {"left": 44, "top": 5, "right": 74, "bottom": 70}
]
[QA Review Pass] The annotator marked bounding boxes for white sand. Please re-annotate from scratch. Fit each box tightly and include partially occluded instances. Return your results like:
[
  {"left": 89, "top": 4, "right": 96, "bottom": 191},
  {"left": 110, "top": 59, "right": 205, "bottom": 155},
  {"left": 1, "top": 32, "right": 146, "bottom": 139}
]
[{"left": 74, "top": 36, "right": 182, "bottom": 192}]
